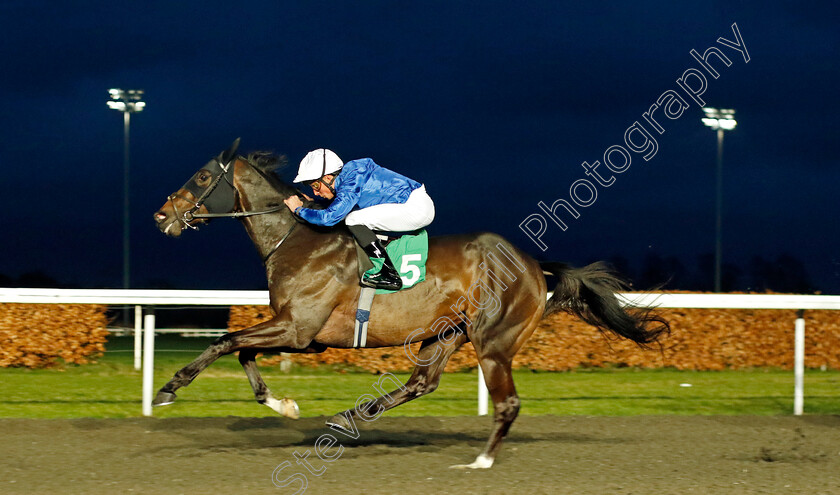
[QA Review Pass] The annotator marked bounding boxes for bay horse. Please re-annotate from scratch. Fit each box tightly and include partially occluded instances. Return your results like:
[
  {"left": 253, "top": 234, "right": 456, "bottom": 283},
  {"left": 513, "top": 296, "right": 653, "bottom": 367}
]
[{"left": 152, "top": 140, "right": 668, "bottom": 469}]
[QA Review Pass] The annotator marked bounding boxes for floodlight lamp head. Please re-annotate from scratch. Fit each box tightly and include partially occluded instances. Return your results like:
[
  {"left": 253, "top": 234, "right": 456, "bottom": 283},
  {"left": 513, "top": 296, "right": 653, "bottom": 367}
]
[
  {"left": 702, "top": 117, "right": 720, "bottom": 129},
  {"left": 107, "top": 100, "right": 127, "bottom": 111},
  {"left": 701, "top": 108, "right": 736, "bottom": 131},
  {"left": 107, "top": 88, "right": 145, "bottom": 112},
  {"left": 719, "top": 119, "right": 737, "bottom": 130}
]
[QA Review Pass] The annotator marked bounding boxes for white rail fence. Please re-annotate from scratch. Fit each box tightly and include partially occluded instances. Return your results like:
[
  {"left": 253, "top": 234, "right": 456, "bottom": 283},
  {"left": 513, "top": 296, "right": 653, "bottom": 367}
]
[{"left": 3, "top": 288, "right": 840, "bottom": 417}]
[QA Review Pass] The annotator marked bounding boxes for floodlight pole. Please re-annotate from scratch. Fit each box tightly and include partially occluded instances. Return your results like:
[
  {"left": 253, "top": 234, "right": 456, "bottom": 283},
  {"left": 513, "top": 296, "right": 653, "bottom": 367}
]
[
  {"left": 714, "top": 127, "right": 724, "bottom": 293},
  {"left": 108, "top": 89, "right": 144, "bottom": 329},
  {"left": 107, "top": 89, "right": 145, "bottom": 294},
  {"left": 702, "top": 108, "right": 736, "bottom": 293},
  {"left": 122, "top": 110, "right": 131, "bottom": 291}
]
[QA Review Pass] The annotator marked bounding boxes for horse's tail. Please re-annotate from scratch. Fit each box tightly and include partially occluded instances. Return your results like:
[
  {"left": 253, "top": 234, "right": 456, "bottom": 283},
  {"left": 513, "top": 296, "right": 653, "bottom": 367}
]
[{"left": 541, "top": 261, "right": 669, "bottom": 348}]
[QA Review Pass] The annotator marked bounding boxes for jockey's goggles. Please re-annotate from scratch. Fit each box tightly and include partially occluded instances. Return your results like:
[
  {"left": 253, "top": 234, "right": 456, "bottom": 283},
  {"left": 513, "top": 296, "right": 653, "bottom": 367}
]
[{"left": 310, "top": 175, "right": 336, "bottom": 192}]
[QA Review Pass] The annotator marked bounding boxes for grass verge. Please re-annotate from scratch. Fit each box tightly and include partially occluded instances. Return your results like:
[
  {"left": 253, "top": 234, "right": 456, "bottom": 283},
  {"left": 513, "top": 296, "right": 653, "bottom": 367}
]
[{"left": 1, "top": 336, "right": 838, "bottom": 418}]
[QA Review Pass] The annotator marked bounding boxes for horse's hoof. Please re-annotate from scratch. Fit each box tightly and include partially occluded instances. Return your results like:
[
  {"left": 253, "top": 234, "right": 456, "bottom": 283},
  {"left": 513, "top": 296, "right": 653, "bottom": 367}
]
[
  {"left": 153, "top": 390, "right": 177, "bottom": 406},
  {"left": 265, "top": 397, "right": 299, "bottom": 419},
  {"left": 449, "top": 454, "right": 495, "bottom": 469},
  {"left": 325, "top": 413, "right": 352, "bottom": 432}
]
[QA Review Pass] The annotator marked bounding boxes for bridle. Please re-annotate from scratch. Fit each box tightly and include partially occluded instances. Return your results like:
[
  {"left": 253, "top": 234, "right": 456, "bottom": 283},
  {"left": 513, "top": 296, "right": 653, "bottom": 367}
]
[
  {"left": 166, "top": 138, "right": 300, "bottom": 262},
  {"left": 167, "top": 138, "right": 241, "bottom": 230},
  {"left": 167, "top": 157, "right": 237, "bottom": 230},
  {"left": 167, "top": 159, "right": 290, "bottom": 226}
]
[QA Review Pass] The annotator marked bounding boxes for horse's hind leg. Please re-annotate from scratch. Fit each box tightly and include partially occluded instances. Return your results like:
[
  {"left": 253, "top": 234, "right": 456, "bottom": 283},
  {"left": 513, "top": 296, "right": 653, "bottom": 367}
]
[
  {"left": 327, "top": 330, "right": 468, "bottom": 430},
  {"left": 239, "top": 350, "right": 299, "bottom": 419},
  {"left": 451, "top": 355, "right": 519, "bottom": 469}
]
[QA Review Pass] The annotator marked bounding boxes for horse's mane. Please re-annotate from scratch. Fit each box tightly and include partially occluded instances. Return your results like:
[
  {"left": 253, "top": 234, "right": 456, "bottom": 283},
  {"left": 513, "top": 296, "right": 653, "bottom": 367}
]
[
  {"left": 243, "top": 151, "right": 320, "bottom": 209},
  {"left": 246, "top": 150, "right": 287, "bottom": 171}
]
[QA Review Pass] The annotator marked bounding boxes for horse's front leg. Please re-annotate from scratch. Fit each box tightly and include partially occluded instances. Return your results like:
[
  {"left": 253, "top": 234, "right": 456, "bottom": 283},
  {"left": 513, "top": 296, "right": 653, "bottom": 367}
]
[
  {"left": 152, "top": 335, "right": 235, "bottom": 406},
  {"left": 153, "top": 317, "right": 314, "bottom": 409},
  {"left": 237, "top": 342, "right": 329, "bottom": 419},
  {"left": 238, "top": 350, "right": 300, "bottom": 419}
]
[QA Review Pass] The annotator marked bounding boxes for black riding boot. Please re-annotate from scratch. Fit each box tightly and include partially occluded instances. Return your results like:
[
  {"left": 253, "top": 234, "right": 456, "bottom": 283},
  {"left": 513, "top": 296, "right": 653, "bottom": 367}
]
[
  {"left": 348, "top": 224, "right": 403, "bottom": 291},
  {"left": 360, "top": 240, "right": 403, "bottom": 291}
]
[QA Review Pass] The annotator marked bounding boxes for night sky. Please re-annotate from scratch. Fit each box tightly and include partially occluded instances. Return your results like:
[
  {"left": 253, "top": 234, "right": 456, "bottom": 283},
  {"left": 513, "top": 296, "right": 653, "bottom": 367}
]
[{"left": 1, "top": 2, "right": 838, "bottom": 292}]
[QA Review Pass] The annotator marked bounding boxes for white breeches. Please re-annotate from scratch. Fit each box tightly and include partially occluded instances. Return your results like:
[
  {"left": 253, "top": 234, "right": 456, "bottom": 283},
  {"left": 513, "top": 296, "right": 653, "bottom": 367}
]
[{"left": 345, "top": 185, "right": 435, "bottom": 232}]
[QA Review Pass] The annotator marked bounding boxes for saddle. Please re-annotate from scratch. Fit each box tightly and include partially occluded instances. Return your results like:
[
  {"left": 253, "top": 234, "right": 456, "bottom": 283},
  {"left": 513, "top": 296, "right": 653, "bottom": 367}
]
[{"left": 354, "top": 229, "right": 428, "bottom": 294}]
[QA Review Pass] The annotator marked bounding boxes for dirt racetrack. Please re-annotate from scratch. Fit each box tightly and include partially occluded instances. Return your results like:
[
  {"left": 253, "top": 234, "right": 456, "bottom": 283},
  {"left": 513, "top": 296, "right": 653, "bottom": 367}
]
[{"left": 2, "top": 415, "right": 839, "bottom": 494}]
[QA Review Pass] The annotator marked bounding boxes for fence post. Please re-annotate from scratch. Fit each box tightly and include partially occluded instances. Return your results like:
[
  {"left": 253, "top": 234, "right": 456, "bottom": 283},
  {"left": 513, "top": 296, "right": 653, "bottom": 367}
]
[
  {"left": 794, "top": 309, "right": 805, "bottom": 416},
  {"left": 142, "top": 307, "right": 156, "bottom": 417},
  {"left": 134, "top": 305, "right": 142, "bottom": 370},
  {"left": 478, "top": 365, "right": 488, "bottom": 416}
]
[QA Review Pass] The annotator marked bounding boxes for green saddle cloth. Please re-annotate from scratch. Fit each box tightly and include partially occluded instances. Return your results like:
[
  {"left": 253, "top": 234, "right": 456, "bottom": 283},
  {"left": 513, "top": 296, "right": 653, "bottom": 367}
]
[{"left": 359, "top": 229, "right": 429, "bottom": 294}]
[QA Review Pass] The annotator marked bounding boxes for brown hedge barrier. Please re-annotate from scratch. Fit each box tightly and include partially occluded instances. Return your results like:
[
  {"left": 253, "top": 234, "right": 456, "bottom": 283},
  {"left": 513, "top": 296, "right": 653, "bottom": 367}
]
[
  {"left": 0, "top": 304, "right": 109, "bottom": 368},
  {"left": 229, "top": 299, "right": 840, "bottom": 373}
]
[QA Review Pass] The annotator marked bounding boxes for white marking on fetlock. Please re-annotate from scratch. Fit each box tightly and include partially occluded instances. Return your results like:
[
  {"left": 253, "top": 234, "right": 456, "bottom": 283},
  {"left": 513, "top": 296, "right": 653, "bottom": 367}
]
[
  {"left": 265, "top": 397, "right": 300, "bottom": 419},
  {"left": 264, "top": 397, "right": 283, "bottom": 414},
  {"left": 449, "top": 454, "right": 494, "bottom": 469},
  {"left": 471, "top": 454, "right": 494, "bottom": 468},
  {"left": 285, "top": 398, "right": 300, "bottom": 419}
]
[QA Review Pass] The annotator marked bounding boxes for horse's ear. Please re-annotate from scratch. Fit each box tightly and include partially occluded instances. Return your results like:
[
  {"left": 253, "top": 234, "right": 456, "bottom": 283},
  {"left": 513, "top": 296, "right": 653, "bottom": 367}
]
[{"left": 220, "top": 137, "right": 241, "bottom": 164}]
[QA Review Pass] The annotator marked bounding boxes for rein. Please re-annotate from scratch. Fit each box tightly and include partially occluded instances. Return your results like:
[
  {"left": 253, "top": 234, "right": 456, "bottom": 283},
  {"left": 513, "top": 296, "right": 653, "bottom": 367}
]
[
  {"left": 190, "top": 204, "right": 287, "bottom": 220},
  {"left": 262, "top": 221, "right": 297, "bottom": 263}
]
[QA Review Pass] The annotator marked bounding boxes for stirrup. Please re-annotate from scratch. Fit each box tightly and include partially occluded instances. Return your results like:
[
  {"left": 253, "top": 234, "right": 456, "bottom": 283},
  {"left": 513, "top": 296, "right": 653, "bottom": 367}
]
[{"left": 361, "top": 265, "right": 403, "bottom": 291}]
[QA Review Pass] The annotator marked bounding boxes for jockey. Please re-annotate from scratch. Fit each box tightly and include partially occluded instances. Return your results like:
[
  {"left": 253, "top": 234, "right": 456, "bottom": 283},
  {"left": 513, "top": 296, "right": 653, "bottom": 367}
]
[{"left": 283, "top": 149, "right": 435, "bottom": 291}]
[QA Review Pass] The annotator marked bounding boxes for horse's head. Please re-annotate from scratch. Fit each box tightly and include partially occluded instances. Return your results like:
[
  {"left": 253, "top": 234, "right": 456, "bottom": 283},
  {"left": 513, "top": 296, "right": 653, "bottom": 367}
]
[{"left": 154, "top": 138, "right": 240, "bottom": 237}]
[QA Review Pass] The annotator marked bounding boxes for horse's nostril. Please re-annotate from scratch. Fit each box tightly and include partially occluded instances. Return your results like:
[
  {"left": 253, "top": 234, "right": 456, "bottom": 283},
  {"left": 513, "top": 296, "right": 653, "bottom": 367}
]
[{"left": 154, "top": 211, "right": 167, "bottom": 223}]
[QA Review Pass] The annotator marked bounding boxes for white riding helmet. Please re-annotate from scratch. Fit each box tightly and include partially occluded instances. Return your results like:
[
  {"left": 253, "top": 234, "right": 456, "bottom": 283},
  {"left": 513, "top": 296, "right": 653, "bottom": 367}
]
[{"left": 293, "top": 148, "right": 344, "bottom": 183}]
